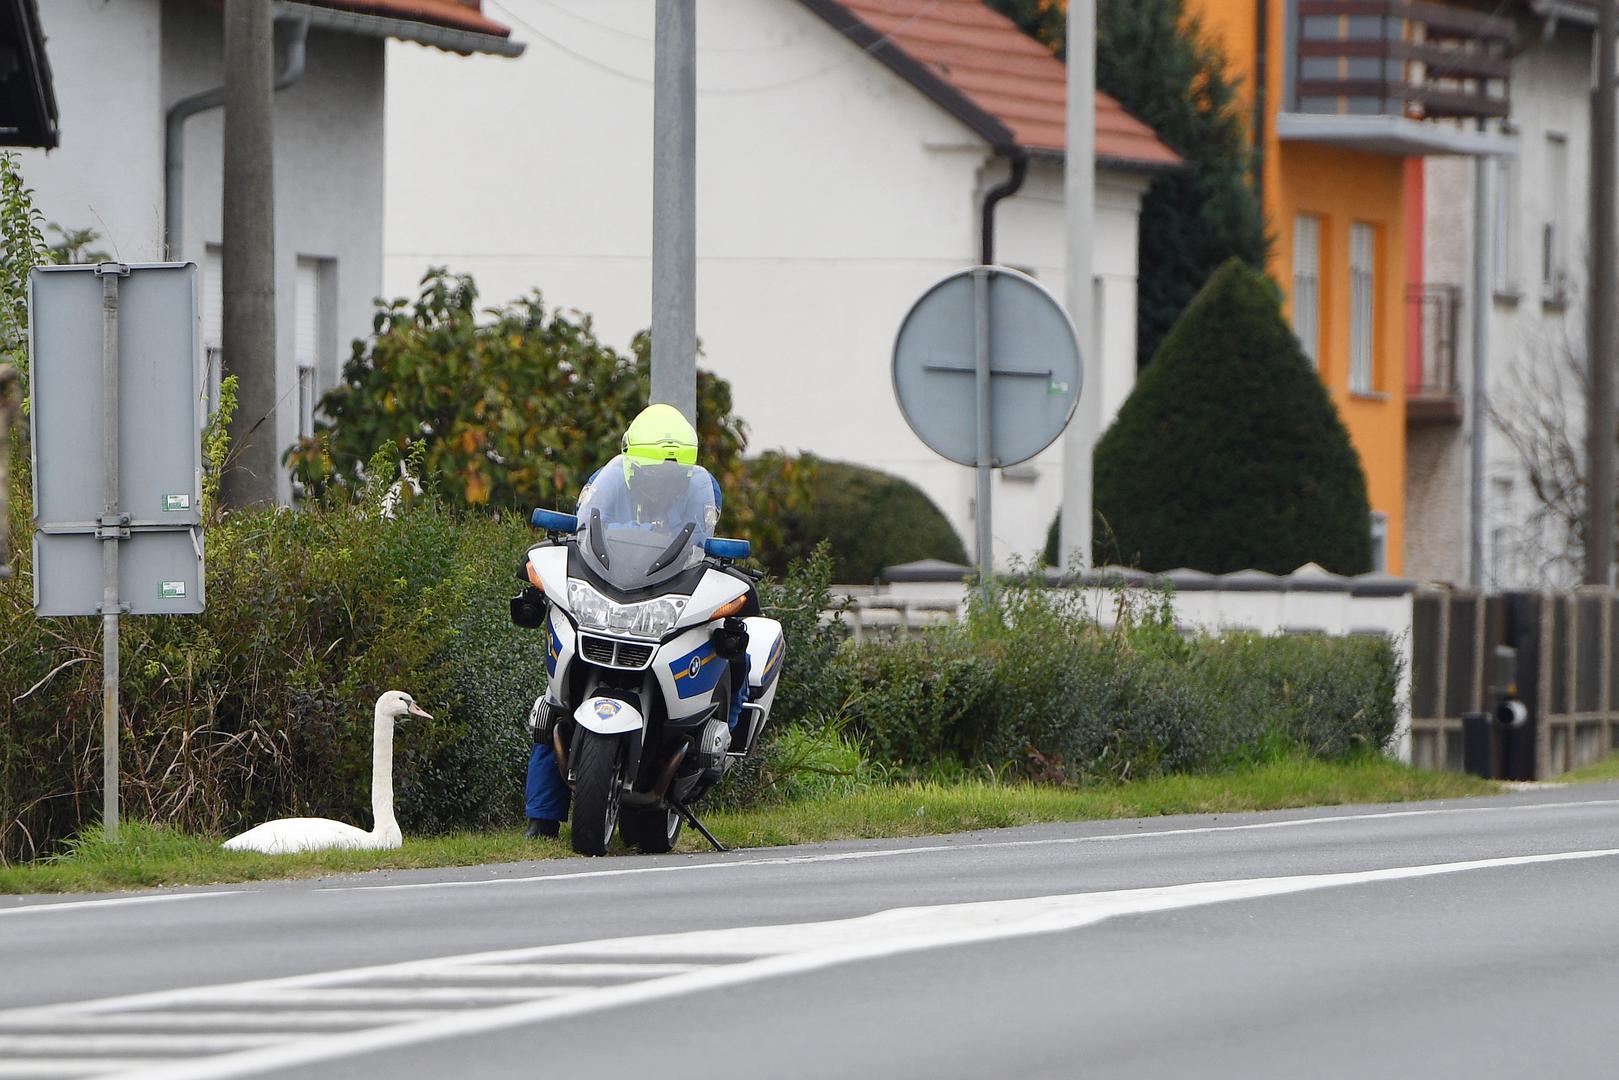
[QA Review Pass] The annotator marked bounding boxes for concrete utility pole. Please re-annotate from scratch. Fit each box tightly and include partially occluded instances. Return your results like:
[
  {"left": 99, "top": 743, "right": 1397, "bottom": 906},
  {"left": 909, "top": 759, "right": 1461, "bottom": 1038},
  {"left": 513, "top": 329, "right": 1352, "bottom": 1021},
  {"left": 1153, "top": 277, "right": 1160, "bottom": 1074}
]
[
  {"left": 1587, "top": 0, "right": 1618, "bottom": 585},
  {"left": 1470, "top": 156, "right": 1492, "bottom": 587},
  {"left": 221, "top": 0, "right": 279, "bottom": 508},
  {"left": 651, "top": 0, "right": 697, "bottom": 425},
  {"left": 1059, "top": 0, "right": 1096, "bottom": 568}
]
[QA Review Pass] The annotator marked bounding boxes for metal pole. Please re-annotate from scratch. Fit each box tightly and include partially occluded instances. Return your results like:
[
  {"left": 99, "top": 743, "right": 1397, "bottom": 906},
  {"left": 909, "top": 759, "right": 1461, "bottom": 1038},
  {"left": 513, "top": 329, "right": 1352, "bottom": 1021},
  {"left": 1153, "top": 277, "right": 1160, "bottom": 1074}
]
[
  {"left": 98, "top": 267, "right": 125, "bottom": 843},
  {"left": 1587, "top": 0, "right": 1617, "bottom": 585},
  {"left": 1059, "top": 0, "right": 1096, "bottom": 568},
  {"left": 651, "top": 0, "right": 697, "bottom": 426},
  {"left": 1470, "top": 155, "right": 1492, "bottom": 587},
  {"left": 0, "top": 365, "right": 12, "bottom": 583},
  {"left": 974, "top": 267, "right": 994, "bottom": 598},
  {"left": 221, "top": 0, "right": 279, "bottom": 508}
]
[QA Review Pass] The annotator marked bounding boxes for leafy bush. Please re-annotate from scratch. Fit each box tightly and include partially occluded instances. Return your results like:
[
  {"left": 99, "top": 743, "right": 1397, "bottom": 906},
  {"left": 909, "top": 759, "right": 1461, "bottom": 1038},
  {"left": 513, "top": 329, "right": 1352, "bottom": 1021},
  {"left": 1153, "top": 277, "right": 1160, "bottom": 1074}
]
[
  {"left": 759, "top": 456, "right": 968, "bottom": 584},
  {"left": 0, "top": 449, "right": 549, "bottom": 862},
  {"left": 836, "top": 576, "right": 1397, "bottom": 782},
  {"left": 285, "top": 269, "right": 808, "bottom": 553},
  {"left": 1092, "top": 259, "right": 1373, "bottom": 574}
]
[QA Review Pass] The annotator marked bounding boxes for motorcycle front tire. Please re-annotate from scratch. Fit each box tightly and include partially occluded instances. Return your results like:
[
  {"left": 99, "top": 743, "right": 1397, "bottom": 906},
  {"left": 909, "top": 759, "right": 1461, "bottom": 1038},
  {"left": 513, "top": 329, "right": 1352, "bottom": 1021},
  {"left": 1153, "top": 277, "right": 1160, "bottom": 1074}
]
[{"left": 570, "top": 730, "right": 624, "bottom": 856}]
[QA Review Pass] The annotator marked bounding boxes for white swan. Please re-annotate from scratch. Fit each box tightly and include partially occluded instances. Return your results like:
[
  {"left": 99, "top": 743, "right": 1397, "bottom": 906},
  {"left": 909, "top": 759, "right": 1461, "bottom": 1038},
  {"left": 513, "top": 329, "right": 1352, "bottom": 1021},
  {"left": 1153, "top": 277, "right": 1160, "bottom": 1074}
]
[{"left": 222, "top": 690, "right": 431, "bottom": 854}]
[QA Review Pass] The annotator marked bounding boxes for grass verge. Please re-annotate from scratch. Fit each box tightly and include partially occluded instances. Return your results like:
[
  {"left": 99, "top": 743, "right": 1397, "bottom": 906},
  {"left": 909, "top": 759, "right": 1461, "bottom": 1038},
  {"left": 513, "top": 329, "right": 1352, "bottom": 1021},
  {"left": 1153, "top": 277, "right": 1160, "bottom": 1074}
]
[
  {"left": 1552, "top": 754, "right": 1619, "bottom": 784},
  {"left": 1, "top": 755, "right": 1496, "bottom": 896}
]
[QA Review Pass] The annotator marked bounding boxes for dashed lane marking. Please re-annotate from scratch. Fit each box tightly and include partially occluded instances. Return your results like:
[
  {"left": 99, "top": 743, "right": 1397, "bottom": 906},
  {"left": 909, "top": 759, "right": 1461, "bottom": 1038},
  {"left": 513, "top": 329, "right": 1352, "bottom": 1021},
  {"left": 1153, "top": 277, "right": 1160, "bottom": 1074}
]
[
  {"left": 328, "top": 796, "right": 1619, "bottom": 895},
  {"left": 2, "top": 846, "right": 1615, "bottom": 1080}
]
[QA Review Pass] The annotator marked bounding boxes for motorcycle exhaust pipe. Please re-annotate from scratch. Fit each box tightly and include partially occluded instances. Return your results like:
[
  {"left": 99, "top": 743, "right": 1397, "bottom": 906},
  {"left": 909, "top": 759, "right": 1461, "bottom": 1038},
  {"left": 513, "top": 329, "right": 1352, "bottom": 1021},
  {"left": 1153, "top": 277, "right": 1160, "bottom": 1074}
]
[{"left": 622, "top": 744, "right": 688, "bottom": 807}]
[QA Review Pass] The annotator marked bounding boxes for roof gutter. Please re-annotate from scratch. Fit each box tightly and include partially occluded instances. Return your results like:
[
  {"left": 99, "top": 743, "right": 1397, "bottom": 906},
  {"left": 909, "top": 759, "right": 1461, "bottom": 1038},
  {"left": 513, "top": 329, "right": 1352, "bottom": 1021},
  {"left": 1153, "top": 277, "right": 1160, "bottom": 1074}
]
[
  {"left": 164, "top": 10, "right": 311, "bottom": 259},
  {"left": 280, "top": 1, "right": 525, "bottom": 57}
]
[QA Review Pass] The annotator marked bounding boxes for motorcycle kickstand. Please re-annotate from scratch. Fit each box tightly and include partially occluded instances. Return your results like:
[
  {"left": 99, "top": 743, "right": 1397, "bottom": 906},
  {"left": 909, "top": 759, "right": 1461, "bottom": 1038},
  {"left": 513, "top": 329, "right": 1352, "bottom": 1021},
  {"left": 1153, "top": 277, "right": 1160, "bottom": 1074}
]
[{"left": 671, "top": 799, "right": 727, "bottom": 853}]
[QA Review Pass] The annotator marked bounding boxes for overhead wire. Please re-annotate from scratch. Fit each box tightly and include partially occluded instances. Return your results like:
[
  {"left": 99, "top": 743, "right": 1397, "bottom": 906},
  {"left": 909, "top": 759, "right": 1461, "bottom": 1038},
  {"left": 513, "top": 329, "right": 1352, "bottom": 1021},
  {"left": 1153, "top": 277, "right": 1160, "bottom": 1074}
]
[{"left": 484, "top": 0, "right": 949, "bottom": 96}]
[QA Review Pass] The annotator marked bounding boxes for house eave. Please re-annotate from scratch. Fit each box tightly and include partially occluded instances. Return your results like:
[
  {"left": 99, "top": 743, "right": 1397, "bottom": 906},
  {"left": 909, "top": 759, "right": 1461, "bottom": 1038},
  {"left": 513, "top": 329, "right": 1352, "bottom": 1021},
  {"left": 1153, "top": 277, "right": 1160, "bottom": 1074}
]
[{"left": 276, "top": 1, "right": 525, "bottom": 57}]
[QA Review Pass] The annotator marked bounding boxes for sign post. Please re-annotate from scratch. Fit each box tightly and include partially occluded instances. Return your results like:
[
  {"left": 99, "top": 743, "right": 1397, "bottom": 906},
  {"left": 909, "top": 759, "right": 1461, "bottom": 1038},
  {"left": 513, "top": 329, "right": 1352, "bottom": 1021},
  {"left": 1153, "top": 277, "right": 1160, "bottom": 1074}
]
[
  {"left": 29, "top": 261, "right": 205, "bottom": 841},
  {"left": 893, "top": 266, "right": 1083, "bottom": 597}
]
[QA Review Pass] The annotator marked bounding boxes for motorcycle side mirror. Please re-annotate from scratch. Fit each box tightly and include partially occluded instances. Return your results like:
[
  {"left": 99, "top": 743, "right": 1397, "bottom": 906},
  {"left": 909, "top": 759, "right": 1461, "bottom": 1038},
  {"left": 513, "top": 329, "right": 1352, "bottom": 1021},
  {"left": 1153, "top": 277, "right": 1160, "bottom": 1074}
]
[
  {"left": 531, "top": 508, "right": 579, "bottom": 534},
  {"left": 704, "top": 537, "right": 751, "bottom": 561}
]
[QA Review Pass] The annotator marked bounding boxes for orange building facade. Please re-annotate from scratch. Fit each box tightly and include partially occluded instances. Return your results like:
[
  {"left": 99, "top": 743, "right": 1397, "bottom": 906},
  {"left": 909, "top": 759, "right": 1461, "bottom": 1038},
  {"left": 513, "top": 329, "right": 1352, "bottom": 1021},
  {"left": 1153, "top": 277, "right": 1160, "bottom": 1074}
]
[{"left": 1181, "top": 0, "right": 1512, "bottom": 574}]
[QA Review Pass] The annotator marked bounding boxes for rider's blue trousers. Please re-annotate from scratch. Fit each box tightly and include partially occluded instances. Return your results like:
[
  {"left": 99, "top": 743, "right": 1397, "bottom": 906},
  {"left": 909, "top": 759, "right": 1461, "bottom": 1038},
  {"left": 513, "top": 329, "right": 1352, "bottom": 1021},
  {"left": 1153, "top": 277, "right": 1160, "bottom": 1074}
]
[{"left": 524, "top": 655, "right": 751, "bottom": 823}]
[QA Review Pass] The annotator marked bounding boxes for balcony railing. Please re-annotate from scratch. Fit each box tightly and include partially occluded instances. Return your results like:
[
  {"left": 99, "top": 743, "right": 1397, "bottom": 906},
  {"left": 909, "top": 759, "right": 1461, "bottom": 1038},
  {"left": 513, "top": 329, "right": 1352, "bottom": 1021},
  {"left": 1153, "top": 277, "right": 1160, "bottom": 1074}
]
[
  {"left": 1407, "top": 282, "right": 1462, "bottom": 423},
  {"left": 1293, "top": 1, "right": 1514, "bottom": 122}
]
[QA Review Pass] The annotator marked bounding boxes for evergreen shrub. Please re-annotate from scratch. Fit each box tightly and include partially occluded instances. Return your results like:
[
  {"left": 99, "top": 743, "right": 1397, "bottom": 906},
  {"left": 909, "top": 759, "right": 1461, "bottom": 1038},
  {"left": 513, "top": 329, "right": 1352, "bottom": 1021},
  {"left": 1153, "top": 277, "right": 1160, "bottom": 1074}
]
[
  {"left": 1091, "top": 260, "right": 1373, "bottom": 574},
  {"left": 759, "top": 457, "right": 967, "bottom": 584}
]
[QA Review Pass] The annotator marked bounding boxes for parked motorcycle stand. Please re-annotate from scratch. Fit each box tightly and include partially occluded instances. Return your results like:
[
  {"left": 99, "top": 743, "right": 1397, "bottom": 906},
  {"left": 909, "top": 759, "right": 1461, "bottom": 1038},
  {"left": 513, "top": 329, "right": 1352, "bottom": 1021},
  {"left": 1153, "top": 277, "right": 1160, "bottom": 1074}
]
[{"left": 671, "top": 798, "right": 726, "bottom": 853}]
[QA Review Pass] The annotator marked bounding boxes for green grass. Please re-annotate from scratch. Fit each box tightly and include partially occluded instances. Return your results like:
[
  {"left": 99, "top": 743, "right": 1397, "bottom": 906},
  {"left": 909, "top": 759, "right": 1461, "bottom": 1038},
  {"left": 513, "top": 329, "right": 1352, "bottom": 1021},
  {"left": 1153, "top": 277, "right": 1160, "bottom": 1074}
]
[
  {"left": 0, "top": 755, "right": 1496, "bottom": 896},
  {"left": 1553, "top": 754, "right": 1619, "bottom": 784}
]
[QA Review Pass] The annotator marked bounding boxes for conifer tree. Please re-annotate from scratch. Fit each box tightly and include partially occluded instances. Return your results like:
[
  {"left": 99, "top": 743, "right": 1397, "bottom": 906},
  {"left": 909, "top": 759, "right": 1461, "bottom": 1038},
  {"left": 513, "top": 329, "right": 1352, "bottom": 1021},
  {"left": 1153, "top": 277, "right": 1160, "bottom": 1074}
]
[{"left": 1092, "top": 260, "right": 1372, "bottom": 575}]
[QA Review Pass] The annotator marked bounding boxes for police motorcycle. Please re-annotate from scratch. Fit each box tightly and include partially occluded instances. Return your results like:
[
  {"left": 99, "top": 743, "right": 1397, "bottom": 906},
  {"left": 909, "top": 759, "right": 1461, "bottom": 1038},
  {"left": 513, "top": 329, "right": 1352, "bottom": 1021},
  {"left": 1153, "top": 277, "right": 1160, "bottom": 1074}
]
[{"left": 510, "top": 455, "right": 786, "bottom": 856}]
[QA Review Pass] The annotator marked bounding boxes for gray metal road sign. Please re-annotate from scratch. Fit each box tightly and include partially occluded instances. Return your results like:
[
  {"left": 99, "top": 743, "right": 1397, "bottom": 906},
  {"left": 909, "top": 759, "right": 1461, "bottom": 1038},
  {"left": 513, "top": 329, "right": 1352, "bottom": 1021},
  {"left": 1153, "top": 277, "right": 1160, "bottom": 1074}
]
[
  {"left": 30, "top": 262, "right": 205, "bottom": 616},
  {"left": 892, "top": 266, "right": 1082, "bottom": 469},
  {"left": 893, "top": 266, "right": 1082, "bottom": 591},
  {"left": 28, "top": 261, "right": 204, "bottom": 843}
]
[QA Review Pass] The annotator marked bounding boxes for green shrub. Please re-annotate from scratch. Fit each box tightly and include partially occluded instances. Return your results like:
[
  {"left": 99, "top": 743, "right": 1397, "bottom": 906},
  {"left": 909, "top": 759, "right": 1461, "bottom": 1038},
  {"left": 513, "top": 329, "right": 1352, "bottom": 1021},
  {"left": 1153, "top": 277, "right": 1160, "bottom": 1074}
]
[
  {"left": 836, "top": 576, "right": 1397, "bottom": 782},
  {"left": 760, "top": 456, "right": 967, "bottom": 584},
  {"left": 0, "top": 451, "right": 549, "bottom": 862},
  {"left": 284, "top": 269, "right": 808, "bottom": 554},
  {"left": 1092, "top": 259, "right": 1373, "bottom": 574}
]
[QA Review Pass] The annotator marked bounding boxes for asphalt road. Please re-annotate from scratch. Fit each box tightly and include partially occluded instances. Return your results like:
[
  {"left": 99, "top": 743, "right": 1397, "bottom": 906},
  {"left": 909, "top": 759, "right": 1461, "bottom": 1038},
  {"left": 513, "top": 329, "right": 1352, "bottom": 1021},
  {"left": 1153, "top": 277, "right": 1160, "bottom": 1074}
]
[{"left": 4, "top": 783, "right": 1619, "bottom": 1079}]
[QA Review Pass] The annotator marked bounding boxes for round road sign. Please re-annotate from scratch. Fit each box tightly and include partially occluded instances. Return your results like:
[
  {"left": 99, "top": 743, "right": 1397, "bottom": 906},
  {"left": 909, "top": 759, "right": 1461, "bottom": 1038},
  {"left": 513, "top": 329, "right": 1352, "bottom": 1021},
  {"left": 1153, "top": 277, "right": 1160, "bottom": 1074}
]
[{"left": 891, "top": 265, "right": 1082, "bottom": 469}]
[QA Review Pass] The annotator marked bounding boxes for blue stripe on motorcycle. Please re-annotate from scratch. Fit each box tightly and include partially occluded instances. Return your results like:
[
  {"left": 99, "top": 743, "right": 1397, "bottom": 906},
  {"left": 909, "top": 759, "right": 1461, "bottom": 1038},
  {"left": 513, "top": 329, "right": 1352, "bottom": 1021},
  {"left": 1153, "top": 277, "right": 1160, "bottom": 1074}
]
[{"left": 670, "top": 641, "right": 725, "bottom": 699}]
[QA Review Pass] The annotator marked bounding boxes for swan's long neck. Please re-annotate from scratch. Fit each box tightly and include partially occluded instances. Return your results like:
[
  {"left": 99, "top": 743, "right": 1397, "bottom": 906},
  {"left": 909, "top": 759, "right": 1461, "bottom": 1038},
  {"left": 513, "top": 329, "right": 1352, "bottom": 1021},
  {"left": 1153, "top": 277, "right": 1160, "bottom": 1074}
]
[{"left": 370, "top": 703, "right": 398, "bottom": 838}]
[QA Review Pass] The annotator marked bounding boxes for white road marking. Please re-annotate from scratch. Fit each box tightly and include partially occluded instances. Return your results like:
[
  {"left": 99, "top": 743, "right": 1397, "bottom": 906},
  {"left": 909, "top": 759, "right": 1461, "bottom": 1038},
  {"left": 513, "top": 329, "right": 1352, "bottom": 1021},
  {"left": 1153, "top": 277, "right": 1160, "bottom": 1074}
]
[
  {"left": 242, "top": 987, "right": 571, "bottom": 1006},
  {"left": 385, "top": 962, "right": 699, "bottom": 981},
  {"left": 332, "top": 797, "right": 1619, "bottom": 895},
  {"left": 0, "top": 1011, "right": 444, "bottom": 1031},
  {"left": 0, "top": 1033, "right": 286, "bottom": 1053},
  {"left": 0, "top": 892, "right": 244, "bottom": 918},
  {"left": 11, "top": 845, "right": 1614, "bottom": 1080},
  {"left": 0, "top": 1062, "right": 172, "bottom": 1078}
]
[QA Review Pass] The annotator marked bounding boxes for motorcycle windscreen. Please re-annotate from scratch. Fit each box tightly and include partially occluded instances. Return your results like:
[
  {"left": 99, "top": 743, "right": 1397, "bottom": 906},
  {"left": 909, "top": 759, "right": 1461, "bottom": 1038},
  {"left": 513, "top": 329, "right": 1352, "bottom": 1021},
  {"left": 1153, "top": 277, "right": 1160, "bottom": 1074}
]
[{"left": 574, "top": 455, "right": 719, "bottom": 593}]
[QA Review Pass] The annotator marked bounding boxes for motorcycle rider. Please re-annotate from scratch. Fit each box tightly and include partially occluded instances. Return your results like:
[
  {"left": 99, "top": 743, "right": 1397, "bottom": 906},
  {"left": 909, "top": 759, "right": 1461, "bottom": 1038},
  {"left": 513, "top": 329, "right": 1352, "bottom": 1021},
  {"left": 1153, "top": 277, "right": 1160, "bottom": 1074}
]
[{"left": 522, "top": 403, "right": 749, "bottom": 840}]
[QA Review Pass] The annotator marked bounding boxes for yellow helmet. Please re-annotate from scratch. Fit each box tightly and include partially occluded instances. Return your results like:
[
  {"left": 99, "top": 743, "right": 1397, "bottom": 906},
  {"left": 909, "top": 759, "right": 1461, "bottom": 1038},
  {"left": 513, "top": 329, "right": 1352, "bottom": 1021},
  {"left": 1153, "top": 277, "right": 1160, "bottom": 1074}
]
[{"left": 622, "top": 403, "right": 699, "bottom": 466}]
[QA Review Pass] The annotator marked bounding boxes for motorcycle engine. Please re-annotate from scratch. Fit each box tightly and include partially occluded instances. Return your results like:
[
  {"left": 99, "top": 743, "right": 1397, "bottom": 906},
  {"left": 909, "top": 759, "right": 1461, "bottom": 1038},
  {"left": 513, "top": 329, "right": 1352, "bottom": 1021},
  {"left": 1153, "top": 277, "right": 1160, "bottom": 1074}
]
[{"left": 693, "top": 717, "right": 732, "bottom": 782}]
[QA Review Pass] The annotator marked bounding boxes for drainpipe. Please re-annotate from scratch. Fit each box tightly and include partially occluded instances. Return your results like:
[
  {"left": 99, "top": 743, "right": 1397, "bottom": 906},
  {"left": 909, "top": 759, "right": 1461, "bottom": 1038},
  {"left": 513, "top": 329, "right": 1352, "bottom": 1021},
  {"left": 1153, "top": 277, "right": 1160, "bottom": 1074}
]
[
  {"left": 164, "top": 11, "right": 310, "bottom": 259},
  {"left": 980, "top": 149, "right": 1029, "bottom": 265}
]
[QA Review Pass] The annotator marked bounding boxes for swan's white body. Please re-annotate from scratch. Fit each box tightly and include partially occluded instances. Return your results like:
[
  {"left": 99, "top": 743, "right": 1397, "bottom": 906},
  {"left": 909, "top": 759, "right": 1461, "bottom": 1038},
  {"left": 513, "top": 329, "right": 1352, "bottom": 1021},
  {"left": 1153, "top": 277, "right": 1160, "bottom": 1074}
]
[{"left": 223, "top": 691, "right": 427, "bottom": 854}]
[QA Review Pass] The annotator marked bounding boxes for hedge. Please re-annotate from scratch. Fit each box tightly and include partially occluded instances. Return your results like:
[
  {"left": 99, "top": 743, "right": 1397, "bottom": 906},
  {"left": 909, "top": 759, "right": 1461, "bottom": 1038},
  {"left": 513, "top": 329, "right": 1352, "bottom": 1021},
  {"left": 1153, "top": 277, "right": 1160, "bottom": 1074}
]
[{"left": 832, "top": 581, "right": 1399, "bottom": 782}]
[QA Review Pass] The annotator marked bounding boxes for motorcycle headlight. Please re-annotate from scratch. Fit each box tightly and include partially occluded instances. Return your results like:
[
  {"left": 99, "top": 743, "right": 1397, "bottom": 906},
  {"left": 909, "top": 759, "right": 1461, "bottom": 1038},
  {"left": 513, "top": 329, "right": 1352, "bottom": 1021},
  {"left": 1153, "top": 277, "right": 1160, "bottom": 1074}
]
[{"left": 567, "top": 581, "right": 687, "bottom": 639}]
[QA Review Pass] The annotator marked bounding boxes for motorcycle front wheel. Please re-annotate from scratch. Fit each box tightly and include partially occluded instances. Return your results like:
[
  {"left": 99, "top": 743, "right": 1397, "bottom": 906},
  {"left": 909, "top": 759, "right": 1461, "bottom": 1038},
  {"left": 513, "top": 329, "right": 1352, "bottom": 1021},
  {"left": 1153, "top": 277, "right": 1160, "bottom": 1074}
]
[
  {"left": 620, "top": 804, "right": 683, "bottom": 853},
  {"left": 570, "top": 730, "right": 624, "bottom": 856}
]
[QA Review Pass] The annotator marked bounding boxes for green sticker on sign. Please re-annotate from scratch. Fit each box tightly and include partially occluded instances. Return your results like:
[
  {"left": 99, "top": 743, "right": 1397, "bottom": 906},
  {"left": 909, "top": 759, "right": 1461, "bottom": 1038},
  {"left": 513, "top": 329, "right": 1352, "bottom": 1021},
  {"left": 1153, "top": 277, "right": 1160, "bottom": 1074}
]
[
  {"left": 160, "top": 581, "right": 187, "bottom": 599},
  {"left": 163, "top": 494, "right": 191, "bottom": 512}
]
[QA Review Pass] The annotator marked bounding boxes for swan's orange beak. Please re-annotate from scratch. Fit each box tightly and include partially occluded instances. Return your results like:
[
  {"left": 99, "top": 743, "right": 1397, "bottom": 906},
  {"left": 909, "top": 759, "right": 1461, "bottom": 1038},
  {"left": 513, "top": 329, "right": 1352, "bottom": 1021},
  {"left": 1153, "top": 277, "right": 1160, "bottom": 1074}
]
[{"left": 408, "top": 701, "right": 434, "bottom": 720}]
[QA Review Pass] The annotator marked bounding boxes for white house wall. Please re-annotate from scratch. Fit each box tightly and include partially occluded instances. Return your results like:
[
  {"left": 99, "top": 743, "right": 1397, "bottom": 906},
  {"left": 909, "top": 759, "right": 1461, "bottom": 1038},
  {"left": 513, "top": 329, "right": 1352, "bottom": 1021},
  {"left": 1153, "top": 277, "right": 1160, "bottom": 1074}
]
[
  {"left": 383, "top": 0, "right": 1149, "bottom": 568},
  {"left": 14, "top": 0, "right": 387, "bottom": 506}
]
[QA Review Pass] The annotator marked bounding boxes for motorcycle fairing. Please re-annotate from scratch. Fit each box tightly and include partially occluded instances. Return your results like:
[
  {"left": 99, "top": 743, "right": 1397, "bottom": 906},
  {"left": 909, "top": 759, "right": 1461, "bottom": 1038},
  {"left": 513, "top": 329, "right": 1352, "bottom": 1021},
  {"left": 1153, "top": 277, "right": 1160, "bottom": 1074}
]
[
  {"left": 744, "top": 616, "right": 785, "bottom": 698},
  {"left": 527, "top": 544, "right": 570, "bottom": 599},
  {"left": 676, "top": 568, "right": 750, "bottom": 629},
  {"left": 545, "top": 606, "right": 577, "bottom": 704},
  {"left": 651, "top": 624, "right": 727, "bottom": 720}
]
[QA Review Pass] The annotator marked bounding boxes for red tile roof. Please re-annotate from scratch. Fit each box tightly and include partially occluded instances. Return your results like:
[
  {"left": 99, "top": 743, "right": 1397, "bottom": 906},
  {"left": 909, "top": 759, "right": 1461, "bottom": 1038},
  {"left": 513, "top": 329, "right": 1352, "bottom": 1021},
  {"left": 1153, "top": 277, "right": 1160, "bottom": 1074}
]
[
  {"left": 800, "top": 0, "right": 1181, "bottom": 170},
  {"left": 300, "top": 0, "right": 512, "bottom": 41}
]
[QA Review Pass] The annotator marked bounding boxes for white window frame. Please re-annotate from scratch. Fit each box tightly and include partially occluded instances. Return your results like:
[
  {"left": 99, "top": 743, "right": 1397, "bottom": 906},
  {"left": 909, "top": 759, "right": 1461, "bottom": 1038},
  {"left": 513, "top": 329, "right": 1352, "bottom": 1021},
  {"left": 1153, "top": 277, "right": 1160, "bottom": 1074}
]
[
  {"left": 294, "top": 257, "right": 326, "bottom": 441},
  {"left": 1292, "top": 214, "right": 1322, "bottom": 367},
  {"left": 1349, "top": 222, "right": 1376, "bottom": 395},
  {"left": 1491, "top": 156, "right": 1517, "bottom": 297},
  {"left": 1542, "top": 132, "right": 1569, "bottom": 303}
]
